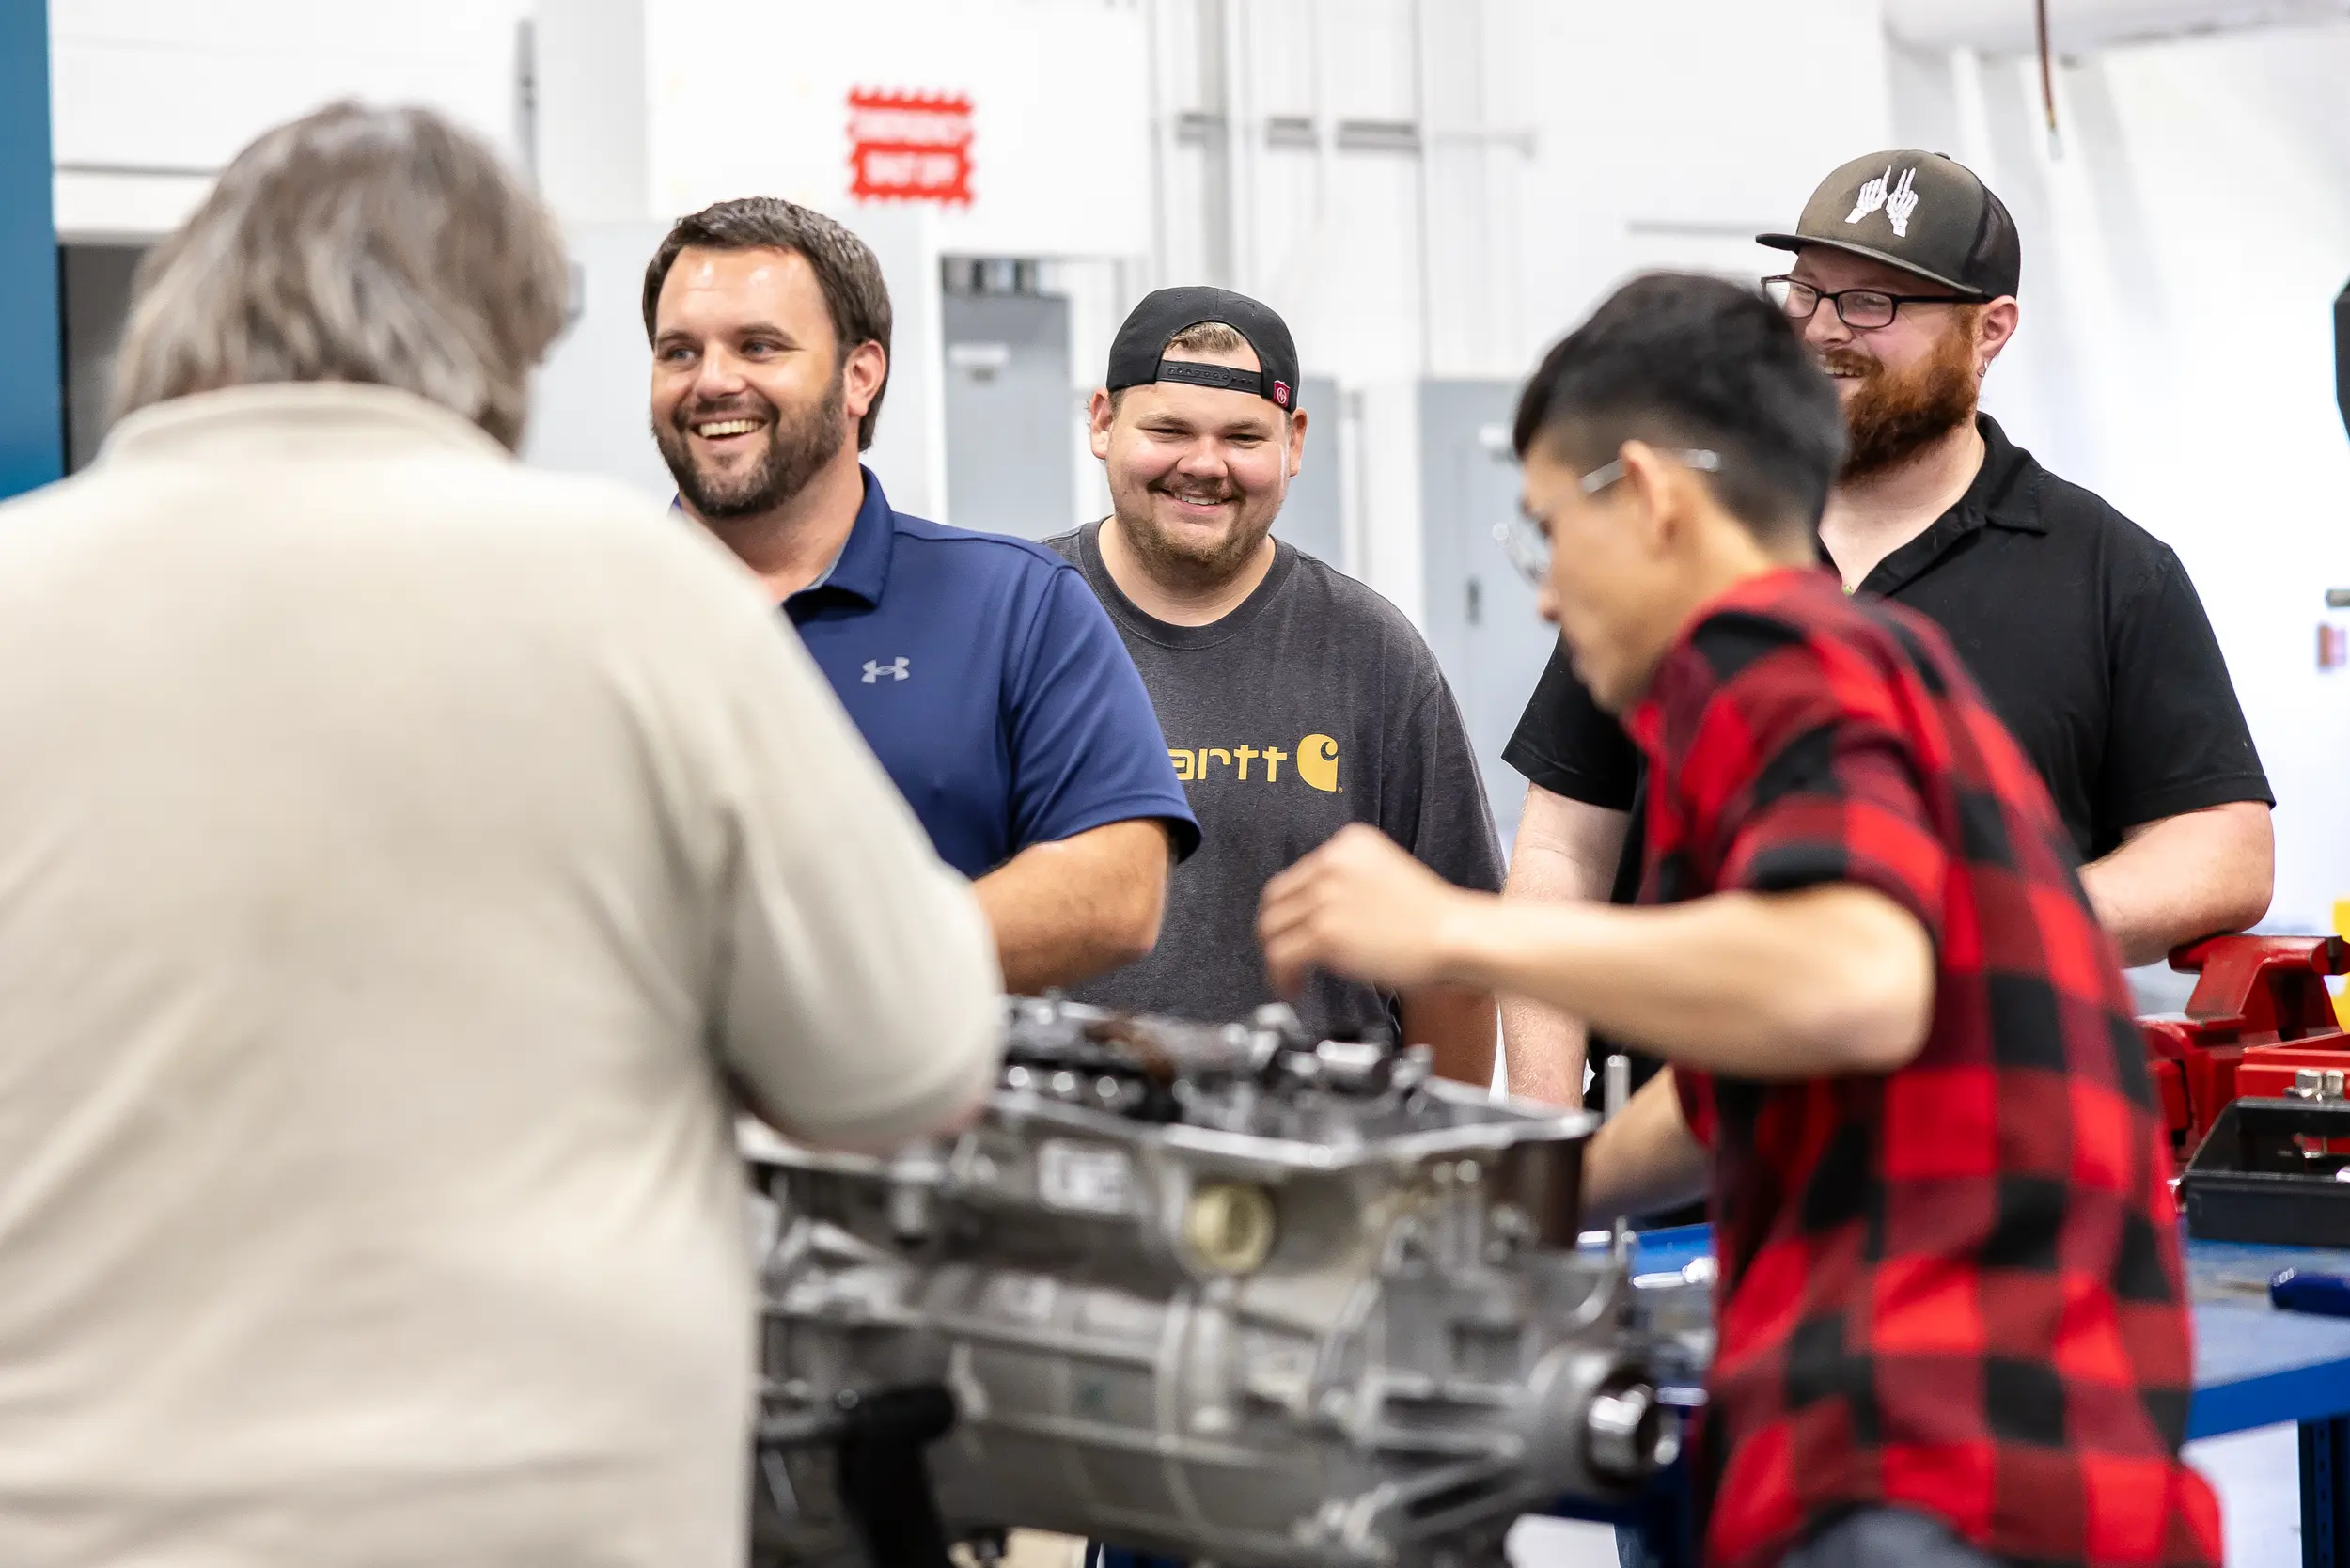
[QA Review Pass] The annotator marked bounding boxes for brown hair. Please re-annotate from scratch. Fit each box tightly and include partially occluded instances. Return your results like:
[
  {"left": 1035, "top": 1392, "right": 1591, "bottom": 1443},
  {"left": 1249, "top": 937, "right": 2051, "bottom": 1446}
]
[
  {"left": 1107, "top": 320, "right": 1250, "bottom": 413},
  {"left": 113, "top": 102, "right": 567, "bottom": 450},
  {"left": 642, "top": 197, "right": 894, "bottom": 451}
]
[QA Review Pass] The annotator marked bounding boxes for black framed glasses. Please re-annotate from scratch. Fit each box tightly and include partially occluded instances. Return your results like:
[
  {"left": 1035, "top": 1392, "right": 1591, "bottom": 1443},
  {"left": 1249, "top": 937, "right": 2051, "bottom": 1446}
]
[
  {"left": 1764, "top": 274, "right": 1974, "bottom": 330},
  {"left": 1491, "top": 448, "right": 1721, "bottom": 588}
]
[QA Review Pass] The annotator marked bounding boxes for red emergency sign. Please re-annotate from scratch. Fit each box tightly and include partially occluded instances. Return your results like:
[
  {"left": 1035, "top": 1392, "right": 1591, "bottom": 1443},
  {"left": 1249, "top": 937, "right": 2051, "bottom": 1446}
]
[{"left": 847, "top": 88, "right": 974, "bottom": 206}]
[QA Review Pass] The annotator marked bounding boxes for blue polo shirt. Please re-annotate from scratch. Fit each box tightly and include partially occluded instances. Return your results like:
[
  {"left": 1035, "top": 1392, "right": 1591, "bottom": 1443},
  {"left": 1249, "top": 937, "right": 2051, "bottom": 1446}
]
[{"left": 783, "top": 469, "right": 1198, "bottom": 879}]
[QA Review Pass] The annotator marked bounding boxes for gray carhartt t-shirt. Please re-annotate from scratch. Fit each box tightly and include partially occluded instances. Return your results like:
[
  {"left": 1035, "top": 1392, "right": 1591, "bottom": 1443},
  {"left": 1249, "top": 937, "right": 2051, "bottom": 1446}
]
[{"left": 1045, "top": 522, "right": 1503, "bottom": 1041}]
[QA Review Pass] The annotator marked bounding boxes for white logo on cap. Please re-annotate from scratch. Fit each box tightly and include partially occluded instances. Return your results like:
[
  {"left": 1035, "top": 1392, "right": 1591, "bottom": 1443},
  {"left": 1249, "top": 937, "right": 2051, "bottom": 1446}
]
[{"left": 1845, "top": 165, "right": 1919, "bottom": 239}]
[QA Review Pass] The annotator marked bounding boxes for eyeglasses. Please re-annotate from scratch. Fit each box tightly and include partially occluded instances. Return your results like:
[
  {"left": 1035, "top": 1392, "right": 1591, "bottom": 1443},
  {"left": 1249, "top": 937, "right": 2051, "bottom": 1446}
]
[
  {"left": 1763, "top": 274, "right": 1974, "bottom": 331},
  {"left": 1491, "top": 448, "right": 1721, "bottom": 588}
]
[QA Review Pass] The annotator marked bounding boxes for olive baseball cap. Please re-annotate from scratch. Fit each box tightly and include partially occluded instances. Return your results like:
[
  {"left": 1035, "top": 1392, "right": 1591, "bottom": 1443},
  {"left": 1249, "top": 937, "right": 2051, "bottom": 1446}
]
[{"left": 1758, "top": 150, "right": 2021, "bottom": 301}]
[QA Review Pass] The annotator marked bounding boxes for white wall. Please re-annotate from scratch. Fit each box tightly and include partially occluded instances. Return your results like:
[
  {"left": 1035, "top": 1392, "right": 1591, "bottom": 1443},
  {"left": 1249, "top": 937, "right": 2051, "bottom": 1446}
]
[
  {"left": 531, "top": 0, "right": 1152, "bottom": 519},
  {"left": 1156, "top": 0, "right": 1893, "bottom": 623},
  {"left": 1503, "top": 0, "right": 1892, "bottom": 368},
  {"left": 641, "top": 0, "right": 1152, "bottom": 258},
  {"left": 518, "top": 220, "right": 674, "bottom": 502},
  {"left": 49, "top": 0, "right": 532, "bottom": 239},
  {"left": 533, "top": 0, "right": 649, "bottom": 227},
  {"left": 1890, "top": 21, "right": 2350, "bottom": 933}
]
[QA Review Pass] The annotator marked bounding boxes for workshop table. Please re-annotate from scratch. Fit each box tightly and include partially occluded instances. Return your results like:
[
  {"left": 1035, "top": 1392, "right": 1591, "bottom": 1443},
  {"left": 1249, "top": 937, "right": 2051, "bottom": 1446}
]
[{"left": 1559, "top": 1226, "right": 2350, "bottom": 1568}]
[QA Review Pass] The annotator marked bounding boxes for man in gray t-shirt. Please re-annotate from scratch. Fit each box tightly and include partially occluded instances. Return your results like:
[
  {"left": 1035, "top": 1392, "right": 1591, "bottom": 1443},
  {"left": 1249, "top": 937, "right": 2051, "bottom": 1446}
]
[{"left": 1045, "top": 286, "right": 1502, "bottom": 1082}]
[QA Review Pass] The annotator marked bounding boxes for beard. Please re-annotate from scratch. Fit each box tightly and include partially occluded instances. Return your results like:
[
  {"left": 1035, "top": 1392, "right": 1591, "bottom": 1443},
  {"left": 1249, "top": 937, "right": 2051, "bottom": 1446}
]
[
  {"left": 1112, "top": 475, "right": 1280, "bottom": 591},
  {"left": 654, "top": 368, "right": 847, "bottom": 520},
  {"left": 1825, "top": 316, "right": 1982, "bottom": 481}
]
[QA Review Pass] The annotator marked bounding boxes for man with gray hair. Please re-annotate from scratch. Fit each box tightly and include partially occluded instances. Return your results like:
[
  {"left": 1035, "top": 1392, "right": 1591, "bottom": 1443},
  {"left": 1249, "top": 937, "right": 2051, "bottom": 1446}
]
[{"left": 0, "top": 102, "right": 1000, "bottom": 1568}]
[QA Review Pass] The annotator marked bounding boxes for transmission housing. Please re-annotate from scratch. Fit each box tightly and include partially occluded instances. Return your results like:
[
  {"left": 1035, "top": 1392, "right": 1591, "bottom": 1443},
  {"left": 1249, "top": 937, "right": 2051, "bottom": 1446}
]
[{"left": 744, "top": 999, "right": 1685, "bottom": 1568}]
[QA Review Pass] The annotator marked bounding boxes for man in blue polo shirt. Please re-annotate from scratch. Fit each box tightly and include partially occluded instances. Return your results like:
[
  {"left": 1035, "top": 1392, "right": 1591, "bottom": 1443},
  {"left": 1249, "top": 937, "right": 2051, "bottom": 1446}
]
[{"left": 643, "top": 197, "right": 1198, "bottom": 995}]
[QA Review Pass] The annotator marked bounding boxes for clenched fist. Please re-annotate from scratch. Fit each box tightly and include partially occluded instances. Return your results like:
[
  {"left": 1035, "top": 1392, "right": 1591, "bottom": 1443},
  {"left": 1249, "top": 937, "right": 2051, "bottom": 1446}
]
[{"left": 1258, "top": 823, "right": 1480, "bottom": 997}]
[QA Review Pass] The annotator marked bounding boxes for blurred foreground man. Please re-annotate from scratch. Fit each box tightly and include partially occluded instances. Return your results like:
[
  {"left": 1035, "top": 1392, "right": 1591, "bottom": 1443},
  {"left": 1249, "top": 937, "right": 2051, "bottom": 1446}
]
[
  {"left": 645, "top": 200, "right": 1198, "bottom": 994},
  {"left": 1262, "top": 275, "right": 2218, "bottom": 1568},
  {"left": 1046, "top": 288, "right": 1502, "bottom": 1082},
  {"left": 1502, "top": 151, "right": 2271, "bottom": 1105},
  {"left": 0, "top": 105, "right": 1001, "bottom": 1568}
]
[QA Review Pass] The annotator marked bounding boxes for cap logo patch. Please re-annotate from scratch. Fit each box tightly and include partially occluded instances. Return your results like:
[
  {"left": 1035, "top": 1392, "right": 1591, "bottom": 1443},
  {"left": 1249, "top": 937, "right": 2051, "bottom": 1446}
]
[
  {"left": 1845, "top": 165, "right": 1919, "bottom": 239},
  {"left": 1273, "top": 380, "right": 1291, "bottom": 409}
]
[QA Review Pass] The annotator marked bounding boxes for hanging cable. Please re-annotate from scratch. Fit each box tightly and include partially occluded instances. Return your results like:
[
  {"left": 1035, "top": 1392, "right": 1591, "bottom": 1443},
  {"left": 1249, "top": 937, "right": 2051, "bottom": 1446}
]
[{"left": 2037, "top": 0, "right": 2062, "bottom": 159}]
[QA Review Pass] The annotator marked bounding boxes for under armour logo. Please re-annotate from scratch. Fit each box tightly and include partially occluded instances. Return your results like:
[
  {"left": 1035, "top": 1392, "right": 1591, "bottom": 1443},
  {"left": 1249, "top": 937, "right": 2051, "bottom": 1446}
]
[
  {"left": 1845, "top": 165, "right": 1919, "bottom": 238},
  {"left": 862, "top": 657, "right": 911, "bottom": 683}
]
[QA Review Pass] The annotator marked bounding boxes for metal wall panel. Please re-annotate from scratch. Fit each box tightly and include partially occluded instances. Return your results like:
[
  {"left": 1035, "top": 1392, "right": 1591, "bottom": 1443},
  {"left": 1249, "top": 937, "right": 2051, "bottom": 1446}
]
[
  {"left": 942, "top": 290, "right": 1076, "bottom": 539},
  {"left": 1415, "top": 378, "right": 1559, "bottom": 851},
  {"left": 60, "top": 243, "right": 144, "bottom": 473},
  {"left": 1275, "top": 373, "right": 1344, "bottom": 569}
]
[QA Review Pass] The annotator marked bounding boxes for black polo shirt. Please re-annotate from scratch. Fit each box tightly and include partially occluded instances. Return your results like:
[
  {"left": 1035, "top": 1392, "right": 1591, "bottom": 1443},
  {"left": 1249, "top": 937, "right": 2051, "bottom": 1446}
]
[{"left": 1505, "top": 414, "right": 2271, "bottom": 1090}]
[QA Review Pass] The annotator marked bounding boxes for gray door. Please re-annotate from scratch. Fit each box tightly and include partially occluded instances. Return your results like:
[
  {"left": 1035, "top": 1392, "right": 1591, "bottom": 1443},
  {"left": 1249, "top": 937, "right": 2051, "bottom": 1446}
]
[
  {"left": 942, "top": 291, "right": 1076, "bottom": 540},
  {"left": 1275, "top": 374, "right": 1345, "bottom": 570},
  {"left": 1416, "top": 378, "right": 1560, "bottom": 852},
  {"left": 59, "top": 243, "right": 146, "bottom": 473}
]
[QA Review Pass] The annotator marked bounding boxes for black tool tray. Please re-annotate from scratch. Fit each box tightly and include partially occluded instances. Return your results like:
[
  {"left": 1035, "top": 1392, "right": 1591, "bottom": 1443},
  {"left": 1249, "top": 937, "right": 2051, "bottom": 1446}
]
[{"left": 2181, "top": 1097, "right": 2350, "bottom": 1247}]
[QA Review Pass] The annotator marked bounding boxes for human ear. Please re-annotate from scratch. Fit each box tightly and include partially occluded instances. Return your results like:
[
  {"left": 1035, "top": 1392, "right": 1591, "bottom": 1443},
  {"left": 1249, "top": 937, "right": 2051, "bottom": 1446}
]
[
  {"left": 1088, "top": 389, "right": 1115, "bottom": 460},
  {"left": 842, "top": 339, "right": 888, "bottom": 422},
  {"left": 1976, "top": 298, "right": 2020, "bottom": 374},
  {"left": 1616, "top": 441, "right": 1681, "bottom": 559}
]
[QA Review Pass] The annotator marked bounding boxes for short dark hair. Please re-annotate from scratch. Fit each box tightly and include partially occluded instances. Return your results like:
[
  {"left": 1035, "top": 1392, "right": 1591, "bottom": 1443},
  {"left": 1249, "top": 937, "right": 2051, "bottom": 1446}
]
[
  {"left": 642, "top": 197, "right": 893, "bottom": 450},
  {"left": 1105, "top": 320, "right": 1252, "bottom": 416},
  {"left": 1512, "top": 273, "right": 1845, "bottom": 539}
]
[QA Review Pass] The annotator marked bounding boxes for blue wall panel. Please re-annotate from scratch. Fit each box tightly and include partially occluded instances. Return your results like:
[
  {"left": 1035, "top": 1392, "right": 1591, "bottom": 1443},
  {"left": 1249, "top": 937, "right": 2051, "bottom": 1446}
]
[{"left": 0, "top": 3, "right": 60, "bottom": 498}]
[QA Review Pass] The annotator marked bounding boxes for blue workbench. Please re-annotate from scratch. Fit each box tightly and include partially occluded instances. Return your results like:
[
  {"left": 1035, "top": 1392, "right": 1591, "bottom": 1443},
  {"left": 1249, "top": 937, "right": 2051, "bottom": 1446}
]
[{"left": 1577, "top": 1226, "right": 2350, "bottom": 1568}]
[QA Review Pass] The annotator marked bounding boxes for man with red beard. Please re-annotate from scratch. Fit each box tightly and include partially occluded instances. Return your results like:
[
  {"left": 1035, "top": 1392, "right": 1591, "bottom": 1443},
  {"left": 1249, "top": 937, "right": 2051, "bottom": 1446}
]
[
  {"left": 643, "top": 198, "right": 1198, "bottom": 996},
  {"left": 1042, "top": 288, "right": 1503, "bottom": 1083},
  {"left": 1497, "top": 151, "right": 2272, "bottom": 1111}
]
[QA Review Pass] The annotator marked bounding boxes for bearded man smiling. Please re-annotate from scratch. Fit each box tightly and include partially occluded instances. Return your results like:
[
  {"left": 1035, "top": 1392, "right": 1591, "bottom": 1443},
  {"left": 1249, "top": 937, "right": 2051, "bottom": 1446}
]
[
  {"left": 1495, "top": 150, "right": 2275, "bottom": 1119},
  {"left": 641, "top": 198, "right": 1200, "bottom": 997}
]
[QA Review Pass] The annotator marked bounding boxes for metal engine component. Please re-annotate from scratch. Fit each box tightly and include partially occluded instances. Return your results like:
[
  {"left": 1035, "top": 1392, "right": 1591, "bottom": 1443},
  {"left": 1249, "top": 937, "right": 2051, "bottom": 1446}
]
[{"left": 744, "top": 999, "right": 1683, "bottom": 1568}]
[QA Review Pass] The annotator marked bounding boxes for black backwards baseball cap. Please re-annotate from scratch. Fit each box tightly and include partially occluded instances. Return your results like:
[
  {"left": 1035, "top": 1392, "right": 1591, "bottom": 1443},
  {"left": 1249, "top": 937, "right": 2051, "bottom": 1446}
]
[
  {"left": 1107, "top": 286, "right": 1304, "bottom": 412},
  {"left": 1758, "top": 149, "right": 2022, "bottom": 301}
]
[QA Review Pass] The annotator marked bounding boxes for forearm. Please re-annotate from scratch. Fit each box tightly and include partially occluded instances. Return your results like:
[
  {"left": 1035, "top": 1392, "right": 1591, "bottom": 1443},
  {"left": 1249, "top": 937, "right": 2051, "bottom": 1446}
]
[
  {"left": 1400, "top": 983, "right": 1498, "bottom": 1087},
  {"left": 1497, "top": 788, "right": 1629, "bottom": 1106},
  {"left": 1500, "top": 1002, "right": 1587, "bottom": 1106},
  {"left": 2079, "top": 802, "right": 2274, "bottom": 967},
  {"left": 1434, "top": 886, "right": 1933, "bottom": 1079},
  {"left": 737, "top": 1058, "right": 995, "bottom": 1155},
  {"left": 975, "top": 819, "right": 1169, "bottom": 994},
  {"left": 1582, "top": 1073, "right": 1709, "bottom": 1224},
  {"left": 1498, "top": 817, "right": 1600, "bottom": 1103}
]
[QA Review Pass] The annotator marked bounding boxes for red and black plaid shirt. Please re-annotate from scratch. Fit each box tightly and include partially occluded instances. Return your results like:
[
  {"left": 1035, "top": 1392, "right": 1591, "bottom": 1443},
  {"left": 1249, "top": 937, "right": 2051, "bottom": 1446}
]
[{"left": 1625, "top": 569, "right": 2218, "bottom": 1568}]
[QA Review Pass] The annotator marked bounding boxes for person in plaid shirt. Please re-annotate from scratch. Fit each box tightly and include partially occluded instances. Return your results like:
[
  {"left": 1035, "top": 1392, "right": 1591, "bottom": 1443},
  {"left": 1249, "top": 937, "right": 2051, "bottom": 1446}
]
[{"left": 1258, "top": 273, "right": 2218, "bottom": 1568}]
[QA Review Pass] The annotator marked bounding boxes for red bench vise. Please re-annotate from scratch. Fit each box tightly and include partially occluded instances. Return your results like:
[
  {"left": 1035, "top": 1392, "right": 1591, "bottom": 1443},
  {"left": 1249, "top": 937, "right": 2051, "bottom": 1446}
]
[{"left": 2141, "top": 934, "right": 2350, "bottom": 1159}]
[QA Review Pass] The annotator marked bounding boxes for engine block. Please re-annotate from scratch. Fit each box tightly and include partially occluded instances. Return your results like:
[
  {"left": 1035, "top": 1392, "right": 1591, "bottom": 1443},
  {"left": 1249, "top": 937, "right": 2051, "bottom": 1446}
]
[{"left": 744, "top": 1000, "right": 1684, "bottom": 1568}]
